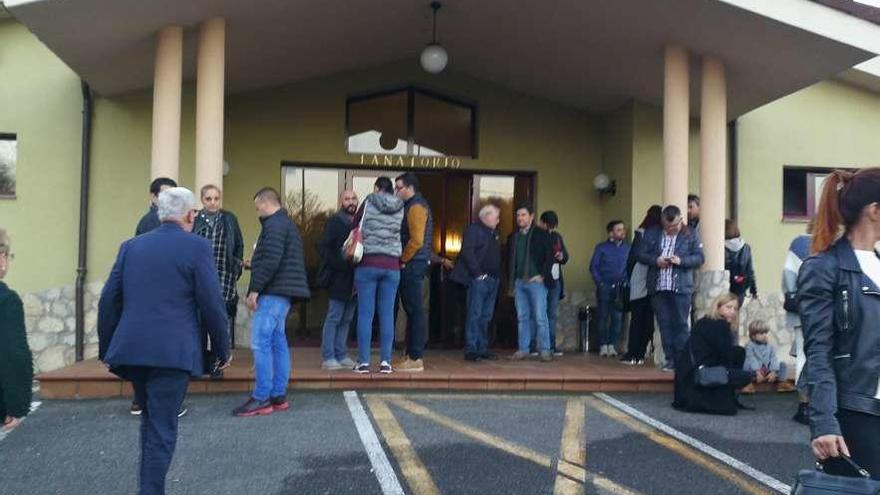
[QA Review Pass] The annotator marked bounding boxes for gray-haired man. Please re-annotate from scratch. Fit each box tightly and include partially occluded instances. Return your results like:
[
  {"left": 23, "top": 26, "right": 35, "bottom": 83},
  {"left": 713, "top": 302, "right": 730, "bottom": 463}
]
[{"left": 450, "top": 204, "right": 502, "bottom": 361}]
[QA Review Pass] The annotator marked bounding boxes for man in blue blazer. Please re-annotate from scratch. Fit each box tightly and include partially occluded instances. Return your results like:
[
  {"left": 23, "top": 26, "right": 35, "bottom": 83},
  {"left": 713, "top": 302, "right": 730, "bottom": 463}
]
[
  {"left": 99, "top": 187, "right": 230, "bottom": 495},
  {"left": 635, "top": 204, "right": 705, "bottom": 372}
]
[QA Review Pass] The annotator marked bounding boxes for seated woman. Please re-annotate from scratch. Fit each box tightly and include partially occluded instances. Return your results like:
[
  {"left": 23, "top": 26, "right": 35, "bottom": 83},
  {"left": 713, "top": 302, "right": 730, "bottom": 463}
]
[
  {"left": 673, "top": 292, "right": 754, "bottom": 415},
  {"left": 0, "top": 228, "right": 33, "bottom": 432}
]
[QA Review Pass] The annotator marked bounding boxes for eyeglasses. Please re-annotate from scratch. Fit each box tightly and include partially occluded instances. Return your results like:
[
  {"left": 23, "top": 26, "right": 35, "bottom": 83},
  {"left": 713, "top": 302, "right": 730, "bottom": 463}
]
[{"left": 1, "top": 252, "right": 12, "bottom": 261}]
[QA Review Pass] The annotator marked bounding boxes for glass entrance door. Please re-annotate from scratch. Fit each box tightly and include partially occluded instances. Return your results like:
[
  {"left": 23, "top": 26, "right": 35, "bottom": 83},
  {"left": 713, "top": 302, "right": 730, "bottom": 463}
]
[{"left": 281, "top": 163, "right": 535, "bottom": 350}]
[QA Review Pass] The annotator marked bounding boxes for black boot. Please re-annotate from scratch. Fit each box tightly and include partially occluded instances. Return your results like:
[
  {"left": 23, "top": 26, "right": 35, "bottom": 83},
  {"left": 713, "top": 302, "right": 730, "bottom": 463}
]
[{"left": 792, "top": 402, "right": 810, "bottom": 425}]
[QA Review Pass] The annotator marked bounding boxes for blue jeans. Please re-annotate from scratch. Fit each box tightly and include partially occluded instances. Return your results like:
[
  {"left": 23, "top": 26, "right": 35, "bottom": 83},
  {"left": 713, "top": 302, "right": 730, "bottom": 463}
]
[
  {"left": 400, "top": 261, "right": 428, "bottom": 360},
  {"left": 355, "top": 267, "right": 400, "bottom": 364},
  {"left": 515, "top": 280, "right": 550, "bottom": 353},
  {"left": 651, "top": 291, "right": 692, "bottom": 367},
  {"left": 251, "top": 295, "right": 292, "bottom": 401},
  {"left": 321, "top": 298, "right": 356, "bottom": 361},
  {"left": 597, "top": 283, "right": 623, "bottom": 347},
  {"left": 464, "top": 277, "right": 499, "bottom": 355},
  {"left": 546, "top": 283, "right": 562, "bottom": 352}
]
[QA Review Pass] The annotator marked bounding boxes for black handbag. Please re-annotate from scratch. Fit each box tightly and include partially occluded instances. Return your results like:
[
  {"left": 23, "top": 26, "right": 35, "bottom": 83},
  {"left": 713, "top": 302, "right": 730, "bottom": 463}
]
[
  {"left": 614, "top": 279, "right": 631, "bottom": 312},
  {"left": 791, "top": 456, "right": 880, "bottom": 494},
  {"left": 689, "top": 347, "right": 729, "bottom": 387},
  {"left": 784, "top": 291, "right": 799, "bottom": 313}
]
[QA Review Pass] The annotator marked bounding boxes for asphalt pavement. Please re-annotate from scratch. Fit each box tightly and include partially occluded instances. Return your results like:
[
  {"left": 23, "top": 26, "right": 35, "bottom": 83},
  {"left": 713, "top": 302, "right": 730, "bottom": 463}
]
[{"left": 0, "top": 391, "right": 813, "bottom": 495}]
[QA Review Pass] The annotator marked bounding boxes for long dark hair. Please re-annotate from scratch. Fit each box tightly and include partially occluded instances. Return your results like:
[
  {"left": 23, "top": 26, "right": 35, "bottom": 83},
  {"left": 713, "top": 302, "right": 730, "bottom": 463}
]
[
  {"left": 639, "top": 205, "right": 662, "bottom": 230},
  {"left": 813, "top": 168, "right": 880, "bottom": 253}
]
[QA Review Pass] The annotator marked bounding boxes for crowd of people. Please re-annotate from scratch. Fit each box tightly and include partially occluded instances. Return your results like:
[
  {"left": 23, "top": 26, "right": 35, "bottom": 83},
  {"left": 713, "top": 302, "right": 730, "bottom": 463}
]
[{"left": 1, "top": 165, "right": 879, "bottom": 492}]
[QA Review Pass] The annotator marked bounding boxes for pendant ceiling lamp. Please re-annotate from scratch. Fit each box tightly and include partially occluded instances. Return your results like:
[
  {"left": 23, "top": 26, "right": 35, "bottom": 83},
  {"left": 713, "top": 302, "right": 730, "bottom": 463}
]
[{"left": 420, "top": 2, "right": 448, "bottom": 74}]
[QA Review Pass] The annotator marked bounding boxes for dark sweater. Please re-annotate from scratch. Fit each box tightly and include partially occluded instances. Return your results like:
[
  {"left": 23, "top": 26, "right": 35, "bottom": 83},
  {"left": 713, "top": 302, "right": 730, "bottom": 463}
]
[
  {"left": 0, "top": 282, "right": 33, "bottom": 418},
  {"left": 317, "top": 210, "right": 355, "bottom": 301},
  {"left": 248, "top": 209, "right": 311, "bottom": 301},
  {"left": 507, "top": 225, "right": 555, "bottom": 289},
  {"left": 135, "top": 204, "right": 161, "bottom": 236},
  {"left": 450, "top": 221, "right": 501, "bottom": 286}
]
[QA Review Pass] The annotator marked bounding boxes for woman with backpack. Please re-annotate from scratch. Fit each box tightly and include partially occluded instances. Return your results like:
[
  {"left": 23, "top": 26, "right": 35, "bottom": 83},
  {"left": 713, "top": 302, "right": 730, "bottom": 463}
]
[{"left": 724, "top": 219, "right": 758, "bottom": 305}]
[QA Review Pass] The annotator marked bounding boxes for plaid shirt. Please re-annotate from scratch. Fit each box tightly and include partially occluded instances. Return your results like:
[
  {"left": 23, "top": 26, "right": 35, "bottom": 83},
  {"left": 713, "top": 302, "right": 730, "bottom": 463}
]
[
  {"left": 657, "top": 233, "right": 677, "bottom": 291},
  {"left": 195, "top": 212, "right": 237, "bottom": 302}
]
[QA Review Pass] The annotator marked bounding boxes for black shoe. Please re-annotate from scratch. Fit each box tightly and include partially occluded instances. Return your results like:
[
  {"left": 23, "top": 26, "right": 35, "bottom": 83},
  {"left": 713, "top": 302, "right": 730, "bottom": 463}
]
[
  {"left": 210, "top": 369, "right": 224, "bottom": 380},
  {"left": 177, "top": 405, "right": 188, "bottom": 418},
  {"left": 233, "top": 398, "right": 274, "bottom": 417},
  {"left": 736, "top": 396, "right": 756, "bottom": 411},
  {"left": 464, "top": 353, "right": 481, "bottom": 362},
  {"left": 480, "top": 353, "right": 499, "bottom": 361},
  {"left": 792, "top": 403, "right": 809, "bottom": 425},
  {"left": 130, "top": 401, "right": 143, "bottom": 416}
]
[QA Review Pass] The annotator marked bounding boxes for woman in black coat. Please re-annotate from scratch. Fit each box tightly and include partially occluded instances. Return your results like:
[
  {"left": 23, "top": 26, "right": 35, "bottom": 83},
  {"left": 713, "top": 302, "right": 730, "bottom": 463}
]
[
  {"left": 724, "top": 220, "right": 758, "bottom": 305},
  {"left": 673, "top": 293, "right": 753, "bottom": 416},
  {"left": 0, "top": 229, "right": 33, "bottom": 431}
]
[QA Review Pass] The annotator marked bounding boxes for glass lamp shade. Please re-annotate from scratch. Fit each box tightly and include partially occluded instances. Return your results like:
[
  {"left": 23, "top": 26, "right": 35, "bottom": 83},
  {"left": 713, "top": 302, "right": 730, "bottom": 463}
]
[
  {"left": 420, "top": 43, "right": 448, "bottom": 74},
  {"left": 593, "top": 173, "right": 611, "bottom": 191}
]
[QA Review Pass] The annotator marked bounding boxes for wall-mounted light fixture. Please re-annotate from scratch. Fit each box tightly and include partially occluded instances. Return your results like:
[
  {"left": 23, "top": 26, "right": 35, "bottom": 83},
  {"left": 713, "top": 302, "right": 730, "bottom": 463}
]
[{"left": 593, "top": 173, "right": 616, "bottom": 196}]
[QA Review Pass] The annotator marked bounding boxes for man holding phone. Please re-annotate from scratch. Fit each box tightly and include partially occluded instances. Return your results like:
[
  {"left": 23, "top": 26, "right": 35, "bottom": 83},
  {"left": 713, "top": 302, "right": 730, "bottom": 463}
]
[{"left": 636, "top": 205, "right": 705, "bottom": 372}]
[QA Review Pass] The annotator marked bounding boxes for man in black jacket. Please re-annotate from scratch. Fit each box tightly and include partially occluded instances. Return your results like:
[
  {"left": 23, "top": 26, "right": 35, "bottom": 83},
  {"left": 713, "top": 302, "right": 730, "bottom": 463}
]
[
  {"left": 317, "top": 190, "right": 358, "bottom": 370},
  {"left": 507, "top": 204, "right": 555, "bottom": 362},
  {"left": 233, "top": 187, "right": 310, "bottom": 417},
  {"left": 451, "top": 204, "right": 502, "bottom": 362},
  {"left": 135, "top": 177, "right": 177, "bottom": 236}
]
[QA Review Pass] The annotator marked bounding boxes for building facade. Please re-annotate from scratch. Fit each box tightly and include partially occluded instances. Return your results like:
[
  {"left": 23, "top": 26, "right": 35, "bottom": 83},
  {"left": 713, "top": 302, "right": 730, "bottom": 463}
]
[{"left": 2, "top": 0, "right": 880, "bottom": 373}]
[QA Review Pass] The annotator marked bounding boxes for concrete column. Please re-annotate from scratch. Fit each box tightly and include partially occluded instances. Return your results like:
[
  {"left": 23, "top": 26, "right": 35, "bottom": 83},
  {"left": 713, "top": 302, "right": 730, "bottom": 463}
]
[
  {"left": 699, "top": 56, "right": 727, "bottom": 271},
  {"left": 195, "top": 17, "right": 226, "bottom": 193},
  {"left": 150, "top": 25, "right": 183, "bottom": 181},
  {"left": 663, "top": 45, "right": 689, "bottom": 212}
]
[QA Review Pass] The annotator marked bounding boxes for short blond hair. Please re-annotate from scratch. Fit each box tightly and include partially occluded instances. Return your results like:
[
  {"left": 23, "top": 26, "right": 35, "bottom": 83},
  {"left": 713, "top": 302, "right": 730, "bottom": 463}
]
[
  {"left": 748, "top": 320, "right": 771, "bottom": 338},
  {"left": 0, "top": 228, "right": 9, "bottom": 254}
]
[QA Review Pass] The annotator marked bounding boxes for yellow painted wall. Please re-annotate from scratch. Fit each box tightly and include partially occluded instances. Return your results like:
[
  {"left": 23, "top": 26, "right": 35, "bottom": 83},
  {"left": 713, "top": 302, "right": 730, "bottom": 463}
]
[
  {"left": 222, "top": 62, "right": 605, "bottom": 293},
  {"left": 0, "top": 20, "right": 82, "bottom": 293},
  {"left": 737, "top": 80, "right": 880, "bottom": 293},
  {"left": 599, "top": 102, "right": 635, "bottom": 230}
]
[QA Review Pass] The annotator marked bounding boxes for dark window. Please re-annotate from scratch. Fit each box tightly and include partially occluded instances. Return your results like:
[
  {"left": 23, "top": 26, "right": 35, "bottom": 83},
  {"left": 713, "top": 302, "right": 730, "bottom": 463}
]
[
  {"left": 346, "top": 87, "right": 477, "bottom": 158},
  {"left": 783, "top": 166, "right": 850, "bottom": 220},
  {"left": 0, "top": 133, "right": 16, "bottom": 198}
]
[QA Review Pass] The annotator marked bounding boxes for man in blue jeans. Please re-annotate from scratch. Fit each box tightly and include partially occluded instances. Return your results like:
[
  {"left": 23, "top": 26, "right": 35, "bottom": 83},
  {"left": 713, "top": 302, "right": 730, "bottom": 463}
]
[
  {"left": 394, "top": 172, "right": 434, "bottom": 372},
  {"left": 450, "top": 204, "right": 502, "bottom": 361},
  {"left": 233, "top": 187, "right": 311, "bottom": 417},
  {"left": 589, "top": 220, "right": 630, "bottom": 357},
  {"left": 635, "top": 205, "right": 704, "bottom": 372},
  {"left": 507, "top": 204, "right": 555, "bottom": 362},
  {"left": 316, "top": 189, "right": 359, "bottom": 370}
]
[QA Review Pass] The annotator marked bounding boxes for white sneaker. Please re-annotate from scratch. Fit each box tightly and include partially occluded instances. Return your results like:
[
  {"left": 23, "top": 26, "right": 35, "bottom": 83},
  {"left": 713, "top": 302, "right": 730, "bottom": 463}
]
[
  {"left": 322, "top": 359, "right": 343, "bottom": 371},
  {"left": 599, "top": 345, "right": 608, "bottom": 357},
  {"left": 338, "top": 357, "right": 355, "bottom": 368},
  {"left": 608, "top": 347, "right": 618, "bottom": 357}
]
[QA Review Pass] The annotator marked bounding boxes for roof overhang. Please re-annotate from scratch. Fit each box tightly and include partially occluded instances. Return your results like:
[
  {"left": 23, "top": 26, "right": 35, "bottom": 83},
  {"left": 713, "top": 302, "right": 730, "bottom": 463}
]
[{"left": 6, "top": 0, "right": 880, "bottom": 118}]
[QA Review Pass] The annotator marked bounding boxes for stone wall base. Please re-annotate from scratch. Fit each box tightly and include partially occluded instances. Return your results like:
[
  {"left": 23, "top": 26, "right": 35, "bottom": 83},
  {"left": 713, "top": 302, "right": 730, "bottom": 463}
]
[{"left": 23, "top": 281, "right": 103, "bottom": 374}]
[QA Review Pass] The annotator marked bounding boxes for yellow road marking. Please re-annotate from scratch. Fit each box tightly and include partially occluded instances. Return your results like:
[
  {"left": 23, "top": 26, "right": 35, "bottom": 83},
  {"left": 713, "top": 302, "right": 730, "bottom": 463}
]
[
  {"left": 391, "top": 397, "right": 645, "bottom": 495},
  {"left": 588, "top": 398, "right": 771, "bottom": 495},
  {"left": 554, "top": 397, "right": 587, "bottom": 495},
  {"left": 369, "top": 393, "right": 561, "bottom": 401},
  {"left": 390, "top": 397, "right": 554, "bottom": 468},
  {"left": 366, "top": 397, "right": 441, "bottom": 495}
]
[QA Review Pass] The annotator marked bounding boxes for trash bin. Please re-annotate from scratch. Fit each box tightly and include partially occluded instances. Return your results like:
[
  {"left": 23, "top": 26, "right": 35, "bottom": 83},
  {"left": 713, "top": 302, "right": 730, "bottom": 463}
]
[{"left": 577, "top": 305, "right": 597, "bottom": 353}]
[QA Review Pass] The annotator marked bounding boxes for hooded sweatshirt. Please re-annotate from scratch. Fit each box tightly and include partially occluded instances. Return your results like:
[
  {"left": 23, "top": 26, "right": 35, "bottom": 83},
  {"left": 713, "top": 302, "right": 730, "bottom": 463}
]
[{"left": 358, "top": 192, "right": 405, "bottom": 270}]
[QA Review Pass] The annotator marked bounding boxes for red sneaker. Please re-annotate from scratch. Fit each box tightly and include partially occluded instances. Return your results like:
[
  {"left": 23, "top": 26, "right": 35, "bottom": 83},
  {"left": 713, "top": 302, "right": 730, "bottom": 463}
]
[
  {"left": 232, "top": 398, "right": 274, "bottom": 417},
  {"left": 270, "top": 396, "right": 290, "bottom": 412}
]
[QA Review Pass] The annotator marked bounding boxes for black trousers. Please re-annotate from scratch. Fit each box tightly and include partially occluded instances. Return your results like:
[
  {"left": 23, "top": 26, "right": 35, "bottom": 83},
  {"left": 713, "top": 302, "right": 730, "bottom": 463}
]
[
  {"left": 825, "top": 409, "right": 880, "bottom": 480},
  {"left": 202, "top": 297, "right": 237, "bottom": 373},
  {"left": 625, "top": 297, "right": 654, "bottom": 360},
  {"left": 120, "top": 366, "right": 190, "bottom": 495}
]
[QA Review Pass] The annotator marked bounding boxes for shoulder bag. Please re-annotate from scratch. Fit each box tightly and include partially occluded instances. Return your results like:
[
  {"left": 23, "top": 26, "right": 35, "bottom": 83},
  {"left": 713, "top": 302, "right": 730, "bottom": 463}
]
[
  {"left": 689, "top": 346, "right": 729, "bottom": 387},
  {"left": 791, "top": 456, "right": 880, "bottom": 494},
  {"left": 342, "top": 206, "right": 367, "bottom": 264}
]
